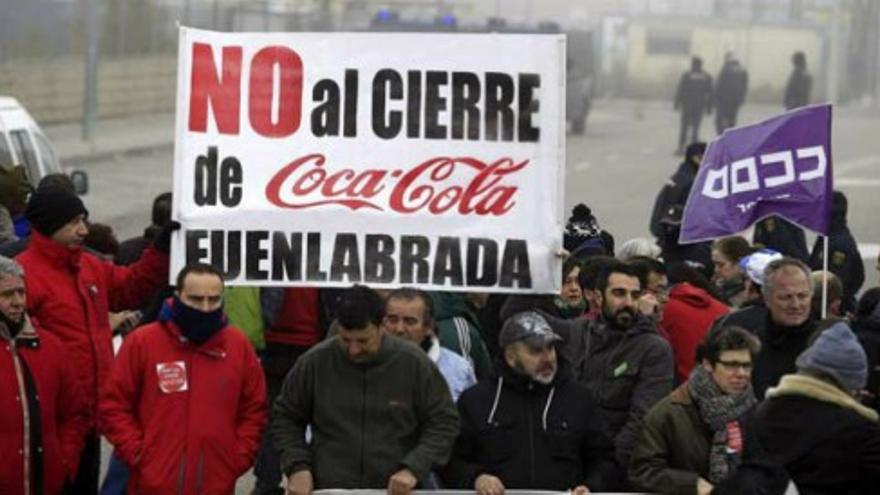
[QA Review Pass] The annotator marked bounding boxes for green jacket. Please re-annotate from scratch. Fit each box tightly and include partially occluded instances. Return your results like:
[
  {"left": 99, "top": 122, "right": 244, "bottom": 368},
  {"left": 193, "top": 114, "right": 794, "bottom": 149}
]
[
  {"left": 272, "top": 334, "right": 460, "bottom": 488},
  {"left": 224, "top": 286, "right": 265, "bottom": 350},
  {"left": 628, "top": 384, "right": 712, "bottom": 494},
  {"left": 432, "top": 292, "right": 494, "bottom": 380}
]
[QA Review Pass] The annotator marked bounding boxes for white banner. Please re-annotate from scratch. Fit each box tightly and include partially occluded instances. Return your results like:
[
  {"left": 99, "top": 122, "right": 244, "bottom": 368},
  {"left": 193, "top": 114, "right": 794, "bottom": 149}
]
[{"left": 171, "top": 27, "right": 565, "bottom": 292}]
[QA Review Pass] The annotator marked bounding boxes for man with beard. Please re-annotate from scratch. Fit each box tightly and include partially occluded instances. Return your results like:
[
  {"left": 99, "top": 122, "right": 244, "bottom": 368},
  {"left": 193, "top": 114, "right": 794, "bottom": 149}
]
[
  {"left": 629, "top": 326, "right": 760, "bottom": 495},
  {"left": 547, "top": 260, "right": 674, "bottom": 466},
  {"left": 442, "top": 311, "right": 618, "bottom": 493},
  {"left": 100, "top": 263, "right": 267, "bottom": 493},
  {"left": 383, "top": 287, "right": 476, "bottom": 401}
]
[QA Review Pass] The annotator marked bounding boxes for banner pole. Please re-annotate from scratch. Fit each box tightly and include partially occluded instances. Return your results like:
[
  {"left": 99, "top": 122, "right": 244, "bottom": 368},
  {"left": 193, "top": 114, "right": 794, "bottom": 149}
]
[{"left": 821, "top": 235, "right": 829, "bottom": 319}]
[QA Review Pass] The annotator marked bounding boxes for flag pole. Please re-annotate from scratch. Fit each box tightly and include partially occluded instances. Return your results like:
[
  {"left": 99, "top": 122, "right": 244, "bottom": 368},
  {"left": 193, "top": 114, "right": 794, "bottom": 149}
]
[{"left": 821, "top": 235, "right": 829, "bottom": 319}]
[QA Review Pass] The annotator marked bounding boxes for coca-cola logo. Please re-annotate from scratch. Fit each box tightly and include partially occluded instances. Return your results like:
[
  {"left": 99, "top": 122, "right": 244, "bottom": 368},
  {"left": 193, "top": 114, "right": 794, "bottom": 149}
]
[{"left": 265, "top": 154, "right": 528, "bottom": 215}]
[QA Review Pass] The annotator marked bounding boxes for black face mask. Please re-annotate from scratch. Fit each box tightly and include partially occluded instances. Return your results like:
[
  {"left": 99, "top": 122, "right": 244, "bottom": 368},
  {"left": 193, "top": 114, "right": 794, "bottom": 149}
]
[
  {"left": 171, "top": 295, "right": 225, "bottom": 345},
  {"left": 0, "top": 312, "right": 24, "bottom": 338}
]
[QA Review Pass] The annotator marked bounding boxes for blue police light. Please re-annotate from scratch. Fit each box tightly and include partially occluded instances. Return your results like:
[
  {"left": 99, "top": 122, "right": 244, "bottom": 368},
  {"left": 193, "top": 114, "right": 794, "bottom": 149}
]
[
  {"left": 375, "top": 8, "right": 395, "bottom": 23},
  {"left": 438, "top": 13, "right": 457, "bottom": 26}
]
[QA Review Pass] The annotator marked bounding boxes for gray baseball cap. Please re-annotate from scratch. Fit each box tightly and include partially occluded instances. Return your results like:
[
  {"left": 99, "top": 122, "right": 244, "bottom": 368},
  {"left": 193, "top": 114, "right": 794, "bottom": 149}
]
[{"left": 499, "top": 311, "right": 562, "bottom": 349}]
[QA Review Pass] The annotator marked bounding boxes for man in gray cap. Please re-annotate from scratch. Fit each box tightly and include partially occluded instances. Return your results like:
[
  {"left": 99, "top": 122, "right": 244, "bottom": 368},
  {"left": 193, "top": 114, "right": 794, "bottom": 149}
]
[
  {"left": 718, "top": 321, "right": 880, "bottom": 493},
  {"left": 442, "top": 311, "right": 618, "bottom": 494}
]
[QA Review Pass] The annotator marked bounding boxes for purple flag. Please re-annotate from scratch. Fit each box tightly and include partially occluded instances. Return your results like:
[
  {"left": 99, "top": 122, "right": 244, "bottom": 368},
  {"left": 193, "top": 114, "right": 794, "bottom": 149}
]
[{"left": 679, "top": 104, "right": 833, "bottom": 244}]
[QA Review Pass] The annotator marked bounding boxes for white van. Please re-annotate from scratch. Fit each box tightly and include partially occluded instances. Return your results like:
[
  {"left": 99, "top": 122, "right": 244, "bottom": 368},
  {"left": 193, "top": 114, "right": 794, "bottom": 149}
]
[{"left": 0, "top": 96, "right": 87, "bottom": 193}]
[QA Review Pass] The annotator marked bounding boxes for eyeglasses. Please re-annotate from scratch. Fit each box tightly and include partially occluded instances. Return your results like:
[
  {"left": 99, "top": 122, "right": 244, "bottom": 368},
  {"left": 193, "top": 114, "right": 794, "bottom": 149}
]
[{"left": 717, "top": 360, "right": 753, "bottom": 371}]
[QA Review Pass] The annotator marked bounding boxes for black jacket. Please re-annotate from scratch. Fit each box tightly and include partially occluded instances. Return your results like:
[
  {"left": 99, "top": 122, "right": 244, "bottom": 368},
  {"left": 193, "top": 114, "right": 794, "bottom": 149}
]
[
  {"left": 720, "top": 375, "right": 880, "bottom": 495},
  {"left": 441, "top": 360, "right": 618, "bottom": 491},
  {"left": 650, "top": 161, "right": 697, "bottom": 240},
  {"left": 714, "top": 306, "right": 816, "bottom": 399},
  {"left": 715, "top": 62, "right": 748, "bottom": 109},
  {"left": 753, "top": 216, "right": 809, "bottom": 262},
  {"left": 675, "top": 69, "right": 713, "bottom": 115},
  {"left": 784, "top": 68, "right": 812, "bottom": 110},
  {"left": 855, "top": 316, "right": 880, "bottom": 413},
  {"left": 547, "top": 315, "right": 674, "bottom": 464},
  {"left": 809, "top": 218, "right": 864, "bottom": 314}
]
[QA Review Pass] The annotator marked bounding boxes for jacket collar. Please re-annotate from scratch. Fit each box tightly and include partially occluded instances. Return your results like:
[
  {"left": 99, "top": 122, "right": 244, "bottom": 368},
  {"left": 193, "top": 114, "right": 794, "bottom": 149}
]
[
  {"left": 0, "top": 315, "right": 39, "bottom": 346},
  {"left": 29, "top": 230, "right": 82, "bottom": 269},
  {"left": 767, "top": 374, "right": 878, "bottom": 422},
  {"left": 670, "top": 382, "right": 693, "bottom": 405}
]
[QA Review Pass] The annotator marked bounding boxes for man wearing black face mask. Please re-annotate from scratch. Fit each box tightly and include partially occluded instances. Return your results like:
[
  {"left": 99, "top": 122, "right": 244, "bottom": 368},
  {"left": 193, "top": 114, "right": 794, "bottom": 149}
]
[
  {"left": 100, "top": 263, "right": 267, "bottom": 494},
  {"left": 544, "top": 261, "right": 674, "bottom": 470}
]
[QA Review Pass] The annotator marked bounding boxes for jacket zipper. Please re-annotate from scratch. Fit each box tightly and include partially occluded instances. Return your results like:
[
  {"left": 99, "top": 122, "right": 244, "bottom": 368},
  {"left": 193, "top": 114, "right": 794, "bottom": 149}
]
[
  {"left": 526, "top": 382, "right": 535, "bottom": 486},
  {"left": 9, "top": 343, "right": 31, "bottom": 495},
  {"left": 360, "top": 367, "right": 367, "bottom": 485}
]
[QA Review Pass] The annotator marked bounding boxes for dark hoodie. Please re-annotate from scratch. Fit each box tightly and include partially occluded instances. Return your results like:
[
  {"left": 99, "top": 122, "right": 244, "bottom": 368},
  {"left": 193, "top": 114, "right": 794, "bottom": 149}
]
[
  {"left": 545, "top": 314, "right": 674, "bottom": 464},
  {"left": 441, "top": 355, "right": 618, "bottom": 491}
]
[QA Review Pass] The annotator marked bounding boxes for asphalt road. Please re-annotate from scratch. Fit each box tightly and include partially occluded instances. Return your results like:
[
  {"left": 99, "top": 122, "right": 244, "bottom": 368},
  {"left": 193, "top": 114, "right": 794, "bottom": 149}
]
[{"left": 82, "top": 98, "right": 880, "bottom": 493}]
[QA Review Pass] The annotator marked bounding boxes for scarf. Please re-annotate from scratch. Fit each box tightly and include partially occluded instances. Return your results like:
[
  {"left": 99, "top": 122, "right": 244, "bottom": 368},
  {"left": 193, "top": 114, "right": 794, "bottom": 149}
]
[
  {"left": 687, "top": 366, "right": 756, "bottom": 483},
  {"left": 170, "top": 296, "right": 226, "bottom": 344},
  {"left": 554, "top": 295, "right": 588, "bottom": 319}
]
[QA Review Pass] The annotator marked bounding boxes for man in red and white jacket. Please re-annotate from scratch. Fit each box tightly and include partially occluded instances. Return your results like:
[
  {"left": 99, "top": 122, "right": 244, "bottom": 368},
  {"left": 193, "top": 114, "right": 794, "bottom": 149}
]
[
  {"left": 101, "top": 263, "right": 267, "bottom": 494},
  {"left": 0, "top": 255, "right": 90, "bottom": 495}
]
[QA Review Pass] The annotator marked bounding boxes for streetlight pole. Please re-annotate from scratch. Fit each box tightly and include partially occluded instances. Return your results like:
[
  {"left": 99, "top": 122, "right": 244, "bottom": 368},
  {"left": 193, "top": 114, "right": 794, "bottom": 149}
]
[{"left": 82, "top": 0, "right": 100, "bottom": 141}]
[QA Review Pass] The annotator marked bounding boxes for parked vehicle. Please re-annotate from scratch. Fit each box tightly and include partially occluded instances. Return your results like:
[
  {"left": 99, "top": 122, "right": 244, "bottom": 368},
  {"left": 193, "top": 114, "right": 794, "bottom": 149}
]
[{"left": 0, "top": 96, "right": 87, "bottom": 194}]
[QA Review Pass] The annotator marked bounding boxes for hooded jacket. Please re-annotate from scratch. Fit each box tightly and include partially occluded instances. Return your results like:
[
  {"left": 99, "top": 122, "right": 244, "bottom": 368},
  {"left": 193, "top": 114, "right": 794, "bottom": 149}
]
[
  {"left": 661, "top": 283, "right": 729, "bottom": 383},
  {"left": 433, "top": 292, "right": 494, "bottom": 380},
  {"left": 723, "top": 374, "right": 880, "bottom": 495},
  {"left": 442, "top": 357, "right": 617, "bottom": 491},
  {"left": 16, "top": 230, "right": 168, "bottom": 426},
  {"left": 100, "top": 301, "right": 267, "bottom": 495},
  {"left": 442, "top": 354, "right": 617, "bottom": 491},
  {"left": 272, "top": 334, "right": 460, "bottom": 488},
  {"left": 0, "top": 316, "right": 90, "bottom": 495},
  {"left": 547, "top": 314, "right": 674, "bottom": 464}
]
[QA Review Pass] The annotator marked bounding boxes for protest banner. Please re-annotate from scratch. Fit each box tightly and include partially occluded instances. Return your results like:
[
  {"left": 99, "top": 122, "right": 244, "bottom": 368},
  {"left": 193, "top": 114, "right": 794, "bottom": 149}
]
[
  {"left": 679, "top": 104, "right": 833, "bottom": 244},
  {"left": 171, "top": 27, "right": 565, "bottom": 292}
]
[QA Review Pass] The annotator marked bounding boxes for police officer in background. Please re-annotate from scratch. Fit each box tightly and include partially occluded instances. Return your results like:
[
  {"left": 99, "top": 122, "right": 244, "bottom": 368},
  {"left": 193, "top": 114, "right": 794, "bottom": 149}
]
[
  {"left": 784, "top": 51, "right": 812, "bottom": 110},
  {"left": 714, "top": 53, "right": 748, "bottom": 134},
  {"left": 809, "top": 191, "right": 864, "bottom": 314},
  {"left": 674, "top": 57, "right": 713, "bottom": 155}
]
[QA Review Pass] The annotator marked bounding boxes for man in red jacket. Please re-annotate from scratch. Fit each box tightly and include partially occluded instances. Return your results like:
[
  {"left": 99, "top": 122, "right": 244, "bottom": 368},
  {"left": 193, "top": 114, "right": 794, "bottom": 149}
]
[
  {"left": 662, "top": 282, "right": 730, "bottom": 383},
  {"left": 101, "top": 263, "right": 267, "bottom": 494},
  {"left": 0, "top": 255, "right": 90, "bottom": 494},
  {"left": 15, "top": 186, "right": 171, "bottom": 493}
]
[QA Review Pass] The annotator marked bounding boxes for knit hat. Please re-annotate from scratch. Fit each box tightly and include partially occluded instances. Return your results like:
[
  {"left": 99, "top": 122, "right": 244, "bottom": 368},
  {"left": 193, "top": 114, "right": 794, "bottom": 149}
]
[
  {"left": 796, "top": 321, "right": 868, "bottom": 391},
  {"left": 25, "top": 186, "right": 88, "bottom": 236},
  {"left": 739, "top": 249, "right": 783, "bottom": 286}
]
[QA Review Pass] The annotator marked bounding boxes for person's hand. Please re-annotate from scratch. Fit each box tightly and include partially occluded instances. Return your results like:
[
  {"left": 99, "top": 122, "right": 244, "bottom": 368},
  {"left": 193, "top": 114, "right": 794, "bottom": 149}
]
[
  {"left": 637, "top": 292, "right": 659, "bottom": 316},
  {"left": 571, "top": 485, "right": 591, "bottom": 495},
  {"left": 387, "top": 468, "right": 418, "bottom": 495},
  {"left": 153, "top": 220, "right": 181, "bottom": 254},
  {"left": 286, "top": 469, "right": 313, "bottom": 495},
  {"left": 556, "top": 248, "right": 571, "bottom": 258},
  {"left": 475, "top": 474, "right": 505, "bottom": 495},
  {"left": 697, "top": 477, "right": 714, "bottom": 495}
]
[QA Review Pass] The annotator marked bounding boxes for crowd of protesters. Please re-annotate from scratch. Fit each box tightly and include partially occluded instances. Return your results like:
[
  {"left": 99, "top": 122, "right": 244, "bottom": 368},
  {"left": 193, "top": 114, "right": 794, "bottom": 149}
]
[
  {"left": 0, "top": 47, "right": 878, "bottom": 493},
  {"left": 1, "top": 164, "right": 879, "bottom": 495}
]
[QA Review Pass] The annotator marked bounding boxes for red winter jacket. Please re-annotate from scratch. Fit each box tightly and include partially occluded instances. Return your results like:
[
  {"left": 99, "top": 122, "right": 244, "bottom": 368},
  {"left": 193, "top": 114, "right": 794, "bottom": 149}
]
[
  {"left": 660, "top": 283, "right": 729, "bottom": 383},
  {"left": 16, "top": 230, "right": 168, "bottom": 427},
  {"left": 0, "top": 316, "right": 90, "bottom": 495},
  {"left": 100, "top": 311, "right": 267, "bottom": 495}
]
